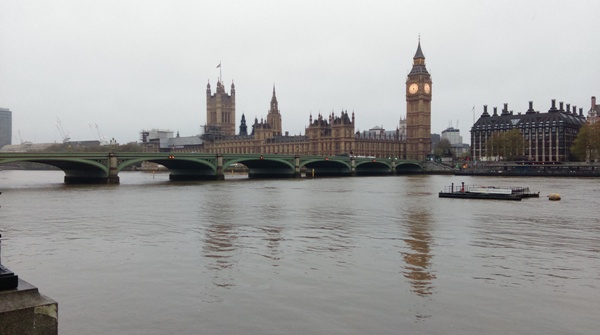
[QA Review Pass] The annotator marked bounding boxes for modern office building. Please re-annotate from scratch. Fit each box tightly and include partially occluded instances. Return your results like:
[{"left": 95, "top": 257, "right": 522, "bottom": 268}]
[
  {"left": 441, "top": 126, "right": 469, "bottom": 156},
  {"left": 0, "top": 108, "right": 12, "bottom": 149}
]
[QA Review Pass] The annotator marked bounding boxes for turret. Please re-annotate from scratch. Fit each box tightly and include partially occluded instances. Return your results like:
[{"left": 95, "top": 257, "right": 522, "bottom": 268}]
[
  {"left": 548, "top": 99, "right": 559, "bottom": 113},
  {"left": 481, "top": 105, "right": 490, "bottom": 117},
  {"left": 239, "top": 113, "right": 247, "bottom": 136},
  {"left": 526, "top": 101, "right": 536, "bottom": 114},
  {"left": 501, "top": 103, "right": 510, "bottom": 116}
]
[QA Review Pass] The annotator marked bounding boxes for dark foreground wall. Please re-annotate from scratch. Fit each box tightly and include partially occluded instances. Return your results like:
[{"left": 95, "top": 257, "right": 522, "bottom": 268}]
[{"left": 0, "top": 279, "right": 57, "bottom": 335}]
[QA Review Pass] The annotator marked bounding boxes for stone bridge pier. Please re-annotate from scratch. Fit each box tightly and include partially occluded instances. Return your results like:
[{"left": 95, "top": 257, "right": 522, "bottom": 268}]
[{"left": 108, "top": 153, "right": 120, "bottom": 184}]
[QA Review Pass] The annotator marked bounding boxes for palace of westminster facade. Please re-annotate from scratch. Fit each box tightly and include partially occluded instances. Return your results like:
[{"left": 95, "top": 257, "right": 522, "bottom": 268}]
[
  {"left": 149, "top": 42, "right": 432, "bottom": 160},
  {"left": 142, "top": 38, "right": 594, "bottom": 163}
]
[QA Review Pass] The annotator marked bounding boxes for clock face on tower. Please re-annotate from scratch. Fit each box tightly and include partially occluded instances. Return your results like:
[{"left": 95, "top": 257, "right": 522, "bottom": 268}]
[
  {"left": 424, "top": 83, "right": 431, "bottom": 94},
  {"left": 409, "top": 83, "right": 419, "bottom": 94}
]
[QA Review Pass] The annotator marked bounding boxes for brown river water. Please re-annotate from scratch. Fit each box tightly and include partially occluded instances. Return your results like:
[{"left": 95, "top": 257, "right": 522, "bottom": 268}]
[{"left": 1, "top": 170, "right": 599, "bottom": 334}]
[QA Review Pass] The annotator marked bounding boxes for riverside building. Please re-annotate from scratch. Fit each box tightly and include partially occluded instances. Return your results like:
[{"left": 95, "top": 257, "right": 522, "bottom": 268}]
[{"left": 470, "top": 100, "right": 586, "bottom": 162}]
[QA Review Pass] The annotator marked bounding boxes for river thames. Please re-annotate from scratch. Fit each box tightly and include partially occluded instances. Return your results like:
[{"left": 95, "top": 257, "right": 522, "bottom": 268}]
[{"left": 1, "top": 170, "right": 599, "bottom": 334}]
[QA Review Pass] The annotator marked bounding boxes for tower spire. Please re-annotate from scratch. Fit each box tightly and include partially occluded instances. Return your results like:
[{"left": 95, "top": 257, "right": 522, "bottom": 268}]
[
  {"left": 414, "top": 38, "right": 425, "bottom": 60},
  {"left": 270, "top": 84, "right": 278, "bottom": 110},
  {"left": 267, "top": 85, "right": 282, "bottom": 135},
  {"left": 410, "top": 38, "right": 428, "bottom": 75}
]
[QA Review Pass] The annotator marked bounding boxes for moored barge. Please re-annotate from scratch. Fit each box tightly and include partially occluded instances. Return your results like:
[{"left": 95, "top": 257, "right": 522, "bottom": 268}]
[{"left": 439, "top": 182, "right": 540, "bottom": 201}]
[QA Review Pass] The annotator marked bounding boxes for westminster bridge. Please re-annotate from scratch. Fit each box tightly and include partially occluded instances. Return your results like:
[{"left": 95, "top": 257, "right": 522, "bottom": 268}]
[{"left": 0, "top": 152, "right": 423, "bottom": 184}]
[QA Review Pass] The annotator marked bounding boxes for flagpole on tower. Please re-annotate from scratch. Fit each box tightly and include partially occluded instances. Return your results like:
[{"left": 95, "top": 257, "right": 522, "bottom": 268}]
[{"left": 217, "top": 61, "right": 222, "bottom": 82}]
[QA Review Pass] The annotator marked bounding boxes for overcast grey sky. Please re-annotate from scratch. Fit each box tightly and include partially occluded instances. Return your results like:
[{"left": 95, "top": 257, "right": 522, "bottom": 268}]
[{"left": 2, "top": 0, "right": 599, "bottom": 144}]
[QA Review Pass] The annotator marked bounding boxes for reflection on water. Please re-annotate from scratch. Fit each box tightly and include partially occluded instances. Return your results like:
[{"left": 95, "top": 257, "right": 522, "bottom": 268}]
[
  {"left": 259, "top": 225, "right": 283, "bottom": 263},
  {"left": 398, "top": 176, "right": 436, "bottom": 323},
  {"left": 401, "top": 209, "right": 436, "bottom": 323},
  {"left": 203, "top": 223, "right": 238, "bottom": 288},
  {"left": 402, "top": 176, "right": 436, "bottom": 298},
  {"left": 402, "top": 211, "right": 436, "bottom": 297}
]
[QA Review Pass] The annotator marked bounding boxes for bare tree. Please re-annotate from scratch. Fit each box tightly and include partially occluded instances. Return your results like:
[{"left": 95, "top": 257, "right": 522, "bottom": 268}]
[{"left": 485, "top": 129, "right": 524, "bottom": 161}]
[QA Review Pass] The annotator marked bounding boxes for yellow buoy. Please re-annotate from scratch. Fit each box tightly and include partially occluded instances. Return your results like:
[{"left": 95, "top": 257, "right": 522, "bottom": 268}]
[{"left": 548, "top": 193, "right": 561, "bottom": 201}]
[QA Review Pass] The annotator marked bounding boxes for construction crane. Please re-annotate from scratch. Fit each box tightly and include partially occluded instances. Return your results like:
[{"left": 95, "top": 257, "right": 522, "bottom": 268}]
[
  {"left": 18, "top": 130, "right": 32, "bottom": 145},
  {"left": 448, "top": 119, "right": 460, "bottom": 130},
  {"left": 55, "top": 118, "right": 70, "bottom": 143},
  {"left": 88, "top": 122, "right": 107, "bottom": 145},
  {"left": 87, "top": 122, "right": 96, "bottom": 139}
]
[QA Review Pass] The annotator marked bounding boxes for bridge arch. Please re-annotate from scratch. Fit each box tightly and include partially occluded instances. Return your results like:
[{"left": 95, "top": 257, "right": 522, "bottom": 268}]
[
  {"left": 395, "top": 161, "right": 423, "bottom": 174},
  {"left": 0, "top": 155, "right": 110, "bottom": 184},
  {"left": 302, "top": 158, "right": 352, "bottom": 177},
  {"left": 355, "top": 160, "right": 392, "bottom": 176},
  {"left": 117, "top": 156, "right": 219, "bottom": 181},
  {"left": 225, "top": 156, "right": 296, "bottom": 178}
]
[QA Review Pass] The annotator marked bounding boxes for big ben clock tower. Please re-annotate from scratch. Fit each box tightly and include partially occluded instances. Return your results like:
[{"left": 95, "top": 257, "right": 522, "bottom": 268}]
[{"left": 406, "top": 39, "right": 432, "bottom": 161}]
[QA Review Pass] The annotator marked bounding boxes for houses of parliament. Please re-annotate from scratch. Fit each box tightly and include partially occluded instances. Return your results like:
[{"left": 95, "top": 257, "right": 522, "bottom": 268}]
[{"left": 169, "top": 42, "right": 432, "bottom": 160}]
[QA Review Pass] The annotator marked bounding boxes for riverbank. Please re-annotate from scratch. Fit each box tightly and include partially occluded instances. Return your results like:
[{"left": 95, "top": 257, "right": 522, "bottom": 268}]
[{"left": 455, "top": 161, "right": 600, "bottom": 177}]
